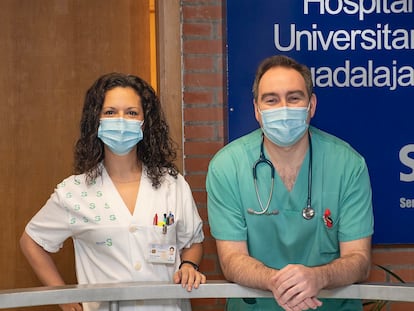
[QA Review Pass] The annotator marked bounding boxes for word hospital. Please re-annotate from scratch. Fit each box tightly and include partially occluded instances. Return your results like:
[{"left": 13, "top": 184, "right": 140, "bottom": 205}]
[{"left": 303, "top": 0, "right": 413, "bottom": 21}]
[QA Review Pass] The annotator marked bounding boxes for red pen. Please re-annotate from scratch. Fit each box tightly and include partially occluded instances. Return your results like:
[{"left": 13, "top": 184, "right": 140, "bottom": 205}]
[{"left": 323, "top": 209, "right": 333, "bottom": 228}]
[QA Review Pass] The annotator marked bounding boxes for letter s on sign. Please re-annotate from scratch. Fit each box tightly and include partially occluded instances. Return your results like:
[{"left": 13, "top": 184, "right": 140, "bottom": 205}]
[{"left": 400, "top": 144, "right": 414, "bottom": 182}]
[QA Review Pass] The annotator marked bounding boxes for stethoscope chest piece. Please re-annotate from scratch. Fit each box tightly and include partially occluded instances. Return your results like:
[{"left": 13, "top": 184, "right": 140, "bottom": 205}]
[{"left": 302, "top": 206, "right": 315, "bottom": 220}]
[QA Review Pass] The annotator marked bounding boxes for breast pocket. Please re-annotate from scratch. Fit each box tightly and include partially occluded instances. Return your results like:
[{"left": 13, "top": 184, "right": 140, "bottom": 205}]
[
  {"left": 317, "top": 192, "right": 340, "bottom": 261},
  {"left": 137, "top": 223, "right": 178, "bottom": 264}
]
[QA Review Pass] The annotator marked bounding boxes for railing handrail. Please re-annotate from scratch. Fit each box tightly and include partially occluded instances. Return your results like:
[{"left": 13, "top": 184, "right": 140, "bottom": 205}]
[{"left": 0, "top": 281, "right": 413, "bottom": 309}]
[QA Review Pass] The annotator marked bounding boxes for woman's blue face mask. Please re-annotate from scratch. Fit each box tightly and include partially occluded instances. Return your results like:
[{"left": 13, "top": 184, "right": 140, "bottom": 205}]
[{"left": 98, "top": 118, "right": 144, "bottom": 155}]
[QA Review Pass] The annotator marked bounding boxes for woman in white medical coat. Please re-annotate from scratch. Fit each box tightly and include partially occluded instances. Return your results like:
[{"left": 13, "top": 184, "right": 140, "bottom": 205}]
[{"left": 20, "top": 73, "right": 205, "bottom": 311}]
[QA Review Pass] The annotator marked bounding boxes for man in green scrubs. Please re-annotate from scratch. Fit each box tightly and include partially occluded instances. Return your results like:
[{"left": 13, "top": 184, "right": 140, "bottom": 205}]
[{"left": 207, "top": 55, "right": 374, "bottom": 311}]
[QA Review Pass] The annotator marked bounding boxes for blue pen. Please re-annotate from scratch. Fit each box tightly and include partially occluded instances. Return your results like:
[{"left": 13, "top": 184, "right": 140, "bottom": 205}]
[{"left": 168, "top": 211, "right": 174, "bottom": 225}]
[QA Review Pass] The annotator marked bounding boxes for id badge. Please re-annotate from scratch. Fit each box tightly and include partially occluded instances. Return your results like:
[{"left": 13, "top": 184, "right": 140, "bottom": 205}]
[{"left": 147, "top": 243, "right": 176, "bottom": 264}]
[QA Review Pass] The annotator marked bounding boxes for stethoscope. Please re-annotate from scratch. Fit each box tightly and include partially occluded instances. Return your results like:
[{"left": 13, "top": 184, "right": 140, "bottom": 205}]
[{"left": 247, "top": 132, "right": 314, "bottom": 219}]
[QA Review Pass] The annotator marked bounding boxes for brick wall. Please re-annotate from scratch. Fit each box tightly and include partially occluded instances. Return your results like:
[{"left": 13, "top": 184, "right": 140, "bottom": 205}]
[
  {"left": 182, "top": 1, "right": 226, "bottom": 309},
  {"left": 180, "top": 1, "right": 414, "bottom": 311}
]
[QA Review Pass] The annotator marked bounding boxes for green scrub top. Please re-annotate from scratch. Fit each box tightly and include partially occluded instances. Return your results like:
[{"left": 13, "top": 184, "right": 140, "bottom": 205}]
[{"left": 206, "top": 126, "right": 374, "bottom": 311}]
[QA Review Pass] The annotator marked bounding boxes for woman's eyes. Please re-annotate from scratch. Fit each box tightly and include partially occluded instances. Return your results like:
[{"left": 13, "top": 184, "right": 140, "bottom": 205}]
[{"left": 101, "top": 110, "right": 139, "bottom": 116}]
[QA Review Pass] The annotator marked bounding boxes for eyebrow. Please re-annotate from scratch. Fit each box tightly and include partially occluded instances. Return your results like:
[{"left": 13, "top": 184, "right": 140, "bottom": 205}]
[
  {"left": 101, "top": 106, "right": 139, "bottom": 110},
  {"left": 287, "top": 90, "right": 306, "bottom": 97},
  {"left": 260, "top": 92, "right": 278, "bottom": 101},
  {"left": 260, "top": 90, "right": 306, "bottom": 100}
]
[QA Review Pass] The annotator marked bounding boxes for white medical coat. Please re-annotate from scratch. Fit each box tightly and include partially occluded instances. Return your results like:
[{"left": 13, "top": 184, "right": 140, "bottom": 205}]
[{"left": 26, "top": 166, "right": 204, "bottom": 311}]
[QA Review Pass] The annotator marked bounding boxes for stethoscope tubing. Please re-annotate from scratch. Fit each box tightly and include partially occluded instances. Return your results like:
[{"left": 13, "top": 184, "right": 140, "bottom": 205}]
[
  {"left": 249, "top": 132, "right": 314, "bottom": 219},
  {"left": 249, "top": 139, "right": 275, "bottom": 215}
]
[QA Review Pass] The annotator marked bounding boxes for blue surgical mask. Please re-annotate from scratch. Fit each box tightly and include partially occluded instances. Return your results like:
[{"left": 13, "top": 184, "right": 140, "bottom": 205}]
[
  {"left": 98, "top": 118, "right": 143, "bottom": 155},
  {"left": 260, "top": 105, "right": 309, "bottom": 147}
]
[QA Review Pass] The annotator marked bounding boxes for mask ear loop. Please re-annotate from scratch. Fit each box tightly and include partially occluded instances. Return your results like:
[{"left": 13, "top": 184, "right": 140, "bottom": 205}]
[
  {"left": 256, "top": 104, "right": 263, "bottom": 115},
  {"left": 302, "top": 101, "right": 312, "bottom": 126}
]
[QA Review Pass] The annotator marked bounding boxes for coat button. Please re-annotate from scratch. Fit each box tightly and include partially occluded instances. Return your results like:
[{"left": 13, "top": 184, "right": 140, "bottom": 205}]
[
  {"left": 129, "top": 225, "right": 137, "bottom": 233},
  {"left": 134, "top": 262, "right": 142, "bottom": 271}
]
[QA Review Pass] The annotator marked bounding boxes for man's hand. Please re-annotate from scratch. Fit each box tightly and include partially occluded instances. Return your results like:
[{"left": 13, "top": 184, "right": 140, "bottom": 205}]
[{"left": 269, "top": 264, "right": 323, "bottom": 310}]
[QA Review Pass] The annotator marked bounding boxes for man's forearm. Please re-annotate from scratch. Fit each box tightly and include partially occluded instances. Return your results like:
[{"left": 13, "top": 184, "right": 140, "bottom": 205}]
[
  {"left": 314, "top": 252, "right": 371, "bottom": 289},
  {"left": 220, "top": 252, "right": 278, "bottom": 291}
]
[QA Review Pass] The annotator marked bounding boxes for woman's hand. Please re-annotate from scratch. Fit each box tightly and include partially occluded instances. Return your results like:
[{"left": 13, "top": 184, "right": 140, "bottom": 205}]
[{"left": 174, "top": 264, "right": 206, "bottom": 292}]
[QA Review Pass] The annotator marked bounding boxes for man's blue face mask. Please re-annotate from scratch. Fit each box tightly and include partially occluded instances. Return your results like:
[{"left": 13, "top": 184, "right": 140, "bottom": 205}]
[{"left": 259, "top": 104, "right": 310, "bottom": 147}]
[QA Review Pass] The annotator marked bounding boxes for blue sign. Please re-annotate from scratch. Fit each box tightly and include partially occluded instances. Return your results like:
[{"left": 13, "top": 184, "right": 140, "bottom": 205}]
[{"left": 227, "top": 0, "right": 414, "bottom": 244}]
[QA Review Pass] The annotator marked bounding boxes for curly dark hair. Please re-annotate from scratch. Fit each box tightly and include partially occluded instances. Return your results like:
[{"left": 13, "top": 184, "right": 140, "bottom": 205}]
[{"left": 74, "top": 72, "right": 178, "bottom": 188}]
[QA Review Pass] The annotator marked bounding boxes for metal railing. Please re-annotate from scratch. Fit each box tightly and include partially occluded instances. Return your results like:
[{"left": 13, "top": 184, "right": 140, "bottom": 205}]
[{"left": 0, "top": 281, "right": 413, "bottom": 310}]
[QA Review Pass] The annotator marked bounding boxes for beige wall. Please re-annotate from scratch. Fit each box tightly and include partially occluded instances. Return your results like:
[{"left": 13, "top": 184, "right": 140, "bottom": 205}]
[{"left": 0, "top": 1, "right": 151, "bottom": 310}]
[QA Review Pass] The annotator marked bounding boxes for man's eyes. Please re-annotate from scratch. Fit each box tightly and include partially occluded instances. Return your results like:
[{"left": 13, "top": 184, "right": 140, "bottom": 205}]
[
  {"left": 264, "top": 98, "right": 277, "bottom": 103},
  {"left": 288, "top": 96, "right": 302, "bottom": 102},
  {"left": 263, "top": 98, "right": 302, "bottom": 104}
]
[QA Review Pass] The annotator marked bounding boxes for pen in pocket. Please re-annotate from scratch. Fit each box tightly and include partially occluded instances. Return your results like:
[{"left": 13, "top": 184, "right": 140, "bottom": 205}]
[{"left": 152, "top": 212, "right": 174, "bottom": 227}]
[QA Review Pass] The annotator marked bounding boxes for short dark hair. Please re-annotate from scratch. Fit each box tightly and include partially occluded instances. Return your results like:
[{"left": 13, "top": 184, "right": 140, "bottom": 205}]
[{"left": 252, "top": 55, "right": 314, "bottom": 101}]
